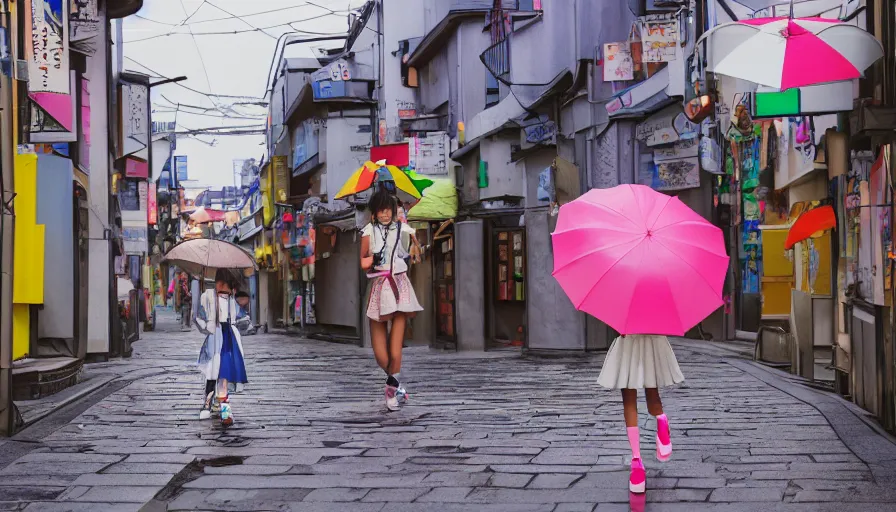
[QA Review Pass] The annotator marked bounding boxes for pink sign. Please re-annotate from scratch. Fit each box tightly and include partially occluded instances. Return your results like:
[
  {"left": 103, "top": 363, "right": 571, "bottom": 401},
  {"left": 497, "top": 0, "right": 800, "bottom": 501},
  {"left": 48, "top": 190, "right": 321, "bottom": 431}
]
[
  {"left": 148, "top": 183, "right": 157, "bottom": 225},
  {"left": 124, "top": 157, "right": 148, "bottom": 178}
]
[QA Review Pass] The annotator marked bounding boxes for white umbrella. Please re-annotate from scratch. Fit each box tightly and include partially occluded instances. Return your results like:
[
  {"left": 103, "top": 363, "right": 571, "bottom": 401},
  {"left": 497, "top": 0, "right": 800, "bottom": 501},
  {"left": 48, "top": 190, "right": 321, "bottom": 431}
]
[
  {"left": 699, "top": 15, "right": 883, "bottom": 90},
  {"left": 162, "top": 238, "right": 257, "bottom": 280}
]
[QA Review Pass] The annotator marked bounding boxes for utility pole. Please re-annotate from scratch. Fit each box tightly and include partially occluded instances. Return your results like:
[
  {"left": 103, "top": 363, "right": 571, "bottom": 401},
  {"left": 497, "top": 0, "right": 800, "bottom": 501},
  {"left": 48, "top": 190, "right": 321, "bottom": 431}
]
[{"left": 0, "top": 0, "right": 16, "bottom": 437}]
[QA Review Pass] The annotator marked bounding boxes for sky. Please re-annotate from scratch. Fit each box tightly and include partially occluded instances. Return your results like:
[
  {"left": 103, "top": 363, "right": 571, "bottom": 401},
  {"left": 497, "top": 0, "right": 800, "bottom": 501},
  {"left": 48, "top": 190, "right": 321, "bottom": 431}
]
[{"left": 123, "top": 0, "right": 368, "bottom": 189}]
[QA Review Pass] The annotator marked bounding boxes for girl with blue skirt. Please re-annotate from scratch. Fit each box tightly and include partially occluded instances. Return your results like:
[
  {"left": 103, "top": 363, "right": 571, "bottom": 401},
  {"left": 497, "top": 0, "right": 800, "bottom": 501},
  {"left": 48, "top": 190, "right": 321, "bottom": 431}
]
[{"left": 195, "top": 270, "right": 248, "bottom": 426}]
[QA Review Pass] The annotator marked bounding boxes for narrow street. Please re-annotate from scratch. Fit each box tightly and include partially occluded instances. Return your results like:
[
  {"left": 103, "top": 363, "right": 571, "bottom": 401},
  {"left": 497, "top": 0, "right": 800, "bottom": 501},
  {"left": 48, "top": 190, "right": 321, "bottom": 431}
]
[{"left": 1, "top": 313, "right": 895, "bottom": 511}]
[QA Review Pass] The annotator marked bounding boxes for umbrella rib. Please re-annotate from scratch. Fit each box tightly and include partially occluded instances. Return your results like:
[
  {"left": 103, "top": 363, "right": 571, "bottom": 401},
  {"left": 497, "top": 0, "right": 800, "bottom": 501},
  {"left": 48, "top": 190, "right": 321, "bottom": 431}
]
[
  {"left": 647, "top": 195, "right": 675, "bottom": 231},
  {"left": 651, "top": 237, "right": 724, "bottom": 296},
  {"left": 581, "top": 201, "right": 643, "bottom": 230},
  {"left": 551, "top": 237, "right": 644, "bottom": 275},
  {"left": 574, "top": 239, "right": 645, "bottom": 311}
]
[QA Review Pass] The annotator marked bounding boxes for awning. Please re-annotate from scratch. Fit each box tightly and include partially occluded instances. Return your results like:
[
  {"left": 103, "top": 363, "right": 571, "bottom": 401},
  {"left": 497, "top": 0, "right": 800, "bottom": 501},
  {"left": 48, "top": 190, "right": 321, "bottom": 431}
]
[
  {"left": 407, "top": 179, "right": 458, "bottom": 221},
  {"left": 451, "top": 70, "right": 572, "bottom": 161}
]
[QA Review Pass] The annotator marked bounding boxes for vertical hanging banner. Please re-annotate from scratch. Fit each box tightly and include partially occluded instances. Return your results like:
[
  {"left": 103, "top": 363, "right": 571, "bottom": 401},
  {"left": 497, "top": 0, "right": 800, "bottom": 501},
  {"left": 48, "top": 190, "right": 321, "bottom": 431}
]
[
  {"left": 26, "top": 0, "right": 70, "bottom": 94},
  {"left": 119, "top": 80, "right": 149, "bottom": 157},
  {"left": 138, "top": 181, "right": 148, "bottom": 212},
  {"left": 148, "top": 183, "right": 157, "bottom": 225},
  {"left": 272, "top": 155, "right": 289, "bottom": 203}
]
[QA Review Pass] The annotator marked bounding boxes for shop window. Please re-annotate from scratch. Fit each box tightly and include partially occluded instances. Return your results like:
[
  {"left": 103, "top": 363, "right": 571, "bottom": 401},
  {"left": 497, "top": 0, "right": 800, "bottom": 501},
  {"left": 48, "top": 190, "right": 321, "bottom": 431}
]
[
  {"left": 486, "top": 72, "right": 500, "bottom": 108},
  {"left": 119, "top": 180, "right": 140, "bottom": 211}
]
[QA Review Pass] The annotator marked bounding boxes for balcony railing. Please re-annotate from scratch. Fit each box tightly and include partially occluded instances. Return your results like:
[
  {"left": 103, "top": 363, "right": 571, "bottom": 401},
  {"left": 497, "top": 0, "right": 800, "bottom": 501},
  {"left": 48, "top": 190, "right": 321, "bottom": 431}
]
[{"left": 482, "top": 37, "right": 511, "bottom": 77}]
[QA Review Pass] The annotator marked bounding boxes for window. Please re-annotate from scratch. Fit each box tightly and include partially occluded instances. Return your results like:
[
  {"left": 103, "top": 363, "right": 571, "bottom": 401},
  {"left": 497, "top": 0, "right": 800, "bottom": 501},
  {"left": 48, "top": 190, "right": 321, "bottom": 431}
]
[
  {"left": 486, "top": 72, "right": 500, "bottom": 108},
  {"left": 518, "top": 0, "right": 542, "bottom": 11},
  {"left": 119, "top": 180, "right": 141, "bottom": 211}
]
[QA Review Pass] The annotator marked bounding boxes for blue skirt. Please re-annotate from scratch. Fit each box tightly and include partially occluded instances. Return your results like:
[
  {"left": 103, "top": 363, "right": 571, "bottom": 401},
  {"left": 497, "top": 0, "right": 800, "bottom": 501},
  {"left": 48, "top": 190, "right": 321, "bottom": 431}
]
[{"left": 219, "top": 323, "right": 248, "bottom": 384}]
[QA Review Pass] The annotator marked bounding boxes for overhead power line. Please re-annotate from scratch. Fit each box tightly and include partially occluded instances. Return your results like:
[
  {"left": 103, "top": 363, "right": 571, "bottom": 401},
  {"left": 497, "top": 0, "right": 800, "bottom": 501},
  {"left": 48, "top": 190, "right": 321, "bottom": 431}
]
[
  {"left": 134, "top": 2, "right": 352, "bottom": 27},
  {"left": 123, "top": 55, "right": 268, "bottom": 104},
  {"left": 124, "top": 13, "right": 347, "bottom": 44}
]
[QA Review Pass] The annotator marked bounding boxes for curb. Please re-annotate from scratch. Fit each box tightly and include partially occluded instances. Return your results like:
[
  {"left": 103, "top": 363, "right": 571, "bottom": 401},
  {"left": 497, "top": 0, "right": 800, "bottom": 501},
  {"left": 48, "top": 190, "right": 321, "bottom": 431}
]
[{"left": 18, "top": 374, "right": 119, "bottom": 430}]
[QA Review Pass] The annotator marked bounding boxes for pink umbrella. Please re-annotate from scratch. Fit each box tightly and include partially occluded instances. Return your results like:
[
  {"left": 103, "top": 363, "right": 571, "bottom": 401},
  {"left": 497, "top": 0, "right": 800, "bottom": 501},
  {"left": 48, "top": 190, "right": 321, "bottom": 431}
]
[
  {"left": 700, "top": 16, "right": 883, "bottom": 90},
  {"left": 551, "top": 185, "right": 729, "bottom": 336}
]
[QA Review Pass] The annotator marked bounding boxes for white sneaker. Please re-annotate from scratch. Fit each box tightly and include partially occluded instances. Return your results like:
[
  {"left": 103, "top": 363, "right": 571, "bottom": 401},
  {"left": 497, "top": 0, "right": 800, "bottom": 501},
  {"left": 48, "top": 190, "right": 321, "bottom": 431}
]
[
  {"left": 396, "top": 384, "right": 409, "bottom": 405},
  {"left": 199, "top": 392, "right": 213, "bottom": 420},
  {"left": 385, "top": 385, "right": 400, "bottom": 412}
]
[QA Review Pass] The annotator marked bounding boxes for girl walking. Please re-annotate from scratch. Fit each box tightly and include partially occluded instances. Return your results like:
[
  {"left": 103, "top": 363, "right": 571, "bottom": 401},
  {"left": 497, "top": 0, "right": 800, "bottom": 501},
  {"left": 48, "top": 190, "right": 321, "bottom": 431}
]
[
  {"left": 597, "top": 334, "right": 684, "bottom": 493},
  {"left": 360, "top": 189, "right": 423, "bottom": 411},
  {"left": 195, "top": 270, "right": 249, "bottom": 426}
]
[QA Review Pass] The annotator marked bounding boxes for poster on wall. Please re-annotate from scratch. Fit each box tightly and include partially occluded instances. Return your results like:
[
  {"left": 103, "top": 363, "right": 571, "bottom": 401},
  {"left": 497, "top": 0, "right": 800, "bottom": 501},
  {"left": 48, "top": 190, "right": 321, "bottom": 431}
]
[
  {"left": 70, "top": 0, "right": 101, "bottom": 53},
  {"left": 175, "top": 155, "right": 188, "bottom": 182},
  {"left": 651, "top": 157, "right": 700, "bottom": 191},
  {"left": 26, "top": 0, "right": 70, "bottom": 94},
  {"left": 138, "top": 181, "right": 148, "bottom": 212},
  {"left": 603, "top": 42, "right": 634, "bottom": 81},
  {"left": 869, "top": 148, "right": 890, "bottom": 305},
  {"left": 639, "top": 18, "right": 679, "bottom": 63},
  {"left": 410, "top": 132, "right": 449, "bottom": 175}
]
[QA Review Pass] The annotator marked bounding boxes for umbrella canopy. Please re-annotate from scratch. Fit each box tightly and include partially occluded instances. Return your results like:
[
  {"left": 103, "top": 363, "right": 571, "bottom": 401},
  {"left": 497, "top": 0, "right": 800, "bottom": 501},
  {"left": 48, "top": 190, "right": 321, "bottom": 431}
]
[
  {"left": 334, "top": 160, "right": 421, "bottom": 200},
  {"left": 700, "top": 16, "right": 883, "bottom": 90},
  {"left": 784, "top": 205, "right": 836, "bottom": 250},
  {"left": 407, "top": 179, "right": 458, "bottom": 221},
  {"left": 551, "top": 185, "right": 729, "bottom": 336},
  {"left": 162, "top": 238, "right": 257, "bottom": 279}
]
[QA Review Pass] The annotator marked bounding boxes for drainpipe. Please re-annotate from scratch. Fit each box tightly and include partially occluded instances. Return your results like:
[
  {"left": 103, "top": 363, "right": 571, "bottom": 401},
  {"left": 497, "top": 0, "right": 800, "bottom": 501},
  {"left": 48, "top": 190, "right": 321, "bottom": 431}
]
[{"left": 0, "top": 0, "right": 15, "bottom": 436}]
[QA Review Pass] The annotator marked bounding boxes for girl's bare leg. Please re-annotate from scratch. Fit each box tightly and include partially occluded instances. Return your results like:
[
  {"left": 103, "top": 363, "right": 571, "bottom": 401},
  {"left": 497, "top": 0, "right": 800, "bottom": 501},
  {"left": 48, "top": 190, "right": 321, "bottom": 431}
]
[
  {"left": 370, "top": 320, "right": 390, "bottom": 372},
  {"left": 216, "top": 378, "right": 229, "bottom": 399},
  {"left": 645, "top": 388, "right": 664, "bottom": 417},
  {"left": 387, "top": 314, "right": 407, "bottom": 375},
  {"left": 622, "top": 389, "right": 639, "bottom": 427}
]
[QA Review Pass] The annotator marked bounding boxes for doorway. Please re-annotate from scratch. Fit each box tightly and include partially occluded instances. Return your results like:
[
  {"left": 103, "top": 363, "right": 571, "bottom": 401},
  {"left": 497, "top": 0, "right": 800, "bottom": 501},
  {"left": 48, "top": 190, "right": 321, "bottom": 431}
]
[{"left": 487, "top": 218, "right": 527, "bottom": 349}]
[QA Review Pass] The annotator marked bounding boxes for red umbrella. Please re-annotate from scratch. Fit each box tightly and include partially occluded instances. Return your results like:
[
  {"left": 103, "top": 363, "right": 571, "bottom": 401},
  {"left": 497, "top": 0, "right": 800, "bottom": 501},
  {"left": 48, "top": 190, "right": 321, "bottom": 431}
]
[{"left": 784, "top": 205, "right": 836, "bottom": 250}]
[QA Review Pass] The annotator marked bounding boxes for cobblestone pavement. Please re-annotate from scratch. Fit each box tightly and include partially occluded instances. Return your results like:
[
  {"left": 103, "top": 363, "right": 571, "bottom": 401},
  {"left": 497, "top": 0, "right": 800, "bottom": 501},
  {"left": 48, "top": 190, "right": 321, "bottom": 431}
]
[{"left": 2, "top": 312, "right": 896, "bottom": 512}]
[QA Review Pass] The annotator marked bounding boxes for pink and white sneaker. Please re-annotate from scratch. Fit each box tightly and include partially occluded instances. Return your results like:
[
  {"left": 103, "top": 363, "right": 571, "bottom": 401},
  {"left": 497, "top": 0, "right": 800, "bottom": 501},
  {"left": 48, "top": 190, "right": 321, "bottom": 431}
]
[
  {"left": 656, "top": 414, "right": 672, "bottom": 462},
  {"left": 629, "top": 457, "right": 646, "bottom": 493},
  {"left": 384, "top": 385, "right": 400, "bottom": 412}
]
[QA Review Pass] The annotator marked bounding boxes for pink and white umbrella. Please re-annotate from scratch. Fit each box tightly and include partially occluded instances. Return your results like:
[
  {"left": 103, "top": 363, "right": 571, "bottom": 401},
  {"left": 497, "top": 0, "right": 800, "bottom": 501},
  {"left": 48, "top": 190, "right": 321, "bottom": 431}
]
[{"left": 700, "top": 16, "right": 883, "bottom": 90}]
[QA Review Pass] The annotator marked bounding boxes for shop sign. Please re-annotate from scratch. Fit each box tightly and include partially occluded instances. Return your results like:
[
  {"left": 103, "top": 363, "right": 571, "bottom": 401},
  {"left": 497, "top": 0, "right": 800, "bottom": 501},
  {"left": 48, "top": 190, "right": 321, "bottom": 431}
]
[
  {"left": 122, "top": 226, "right": 147, "bottom": 255},
  {"left": 26, "top": 0, "right": 70, "bottom": 94},
  {"left": 175, "top": 155, "right": 188, "bottom": 182},
  {"left": 311, "top": 58, "right": 351, "bottom": 82},
  {"left": 312, "top": 80, "right": 346, "bottom": 100},
  {"left": 370, "top": 142, "right": 410, "bottom": 167},
  {"left": 639, "top": 16, "right": 679, "bottom": 63},
  {"left": 120, "top": 81, "right": 149, "bottom": 157},
  {"left": 524, "top": 121, "right": 556, "bottom": 144},
  {"left": 409, "top": 131, "right": 449, "bottom": 176},
  {"left": 70, "top": 0, "right": 101, "bottom": 49},
  {"left": 397, "top": 101, "right": 417, "bottom": 119},
  {"left": 636, "top": 105, "right": 679, "bottom": 147},
  {"left": 148, "top": 183, "right": 157, "bottom": 225},
  {"left": 124, "top": 157, "right": 148, "bottom": 178},
  {"left": 138, "top": 181, "right": 148, "bottom": 211}
]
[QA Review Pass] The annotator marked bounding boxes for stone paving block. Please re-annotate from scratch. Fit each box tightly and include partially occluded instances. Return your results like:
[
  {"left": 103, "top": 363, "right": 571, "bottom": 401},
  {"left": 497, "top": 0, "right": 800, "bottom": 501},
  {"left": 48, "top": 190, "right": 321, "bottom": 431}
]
[
  {"left": 414, "top": 487, "right": 474, "bottom": 502},
  {"left": 183, "top": 473, "right": 428, "bottom": 489},
  {"left": 0, "top": 487, "right": 65, "bottom": 502},
  {"left": 101, "top": 463, "right": 185, "bottom": 474},
  {"left": 124, "top": 454, "right": 195, "bottom": 464},
  {"left": 203, "top": 464, "right": 293, "bottom": 475},
  {"left": 488, "top": 473, "right": 533, "bottom": 488},
  {"left": 70, "top": 473, "right": 174, "bottom": 487},
  {"left": 553, "top": 504, "right": 596, "bottom": 512},
  {"left": 710, "top": 487, "right": 786, "bottom": 502},
  {"left": 422, "top": 472, "right": 491, "bottom": 487},
  {"left": 0, "top": 475, "right": 77, "bottom": 488},
  {"left": 284, "top": 504, "right": 385, "bottom": 512},
  {"left": 390, "top": 505, "right": 554, "bottom": 512},
  {"left": 167, "top": 489, "right": 313, "bottom": 510},
  {"left": 303, "top": 487, "right": 370, "bottom": 502},
  {"left": 0, "top": 462, "right": 109, "bottom": 475},
  {"left": 16, "top": 453, "right": 124, "bottom": 464},
  {"left": 70, "top": 485, "right": 162, "bottom": 503},
  {"left": 362, "top": 488, "right": 429, "bottom": 502},
  {"left": 23, "top": 503, "right": 142, "bottom": 512},
  {"left": 528, "top": 473, "right": 584, "bottom": 489},
  {"left": 490, "top": 465, "right": 591, "bottom": 474}
]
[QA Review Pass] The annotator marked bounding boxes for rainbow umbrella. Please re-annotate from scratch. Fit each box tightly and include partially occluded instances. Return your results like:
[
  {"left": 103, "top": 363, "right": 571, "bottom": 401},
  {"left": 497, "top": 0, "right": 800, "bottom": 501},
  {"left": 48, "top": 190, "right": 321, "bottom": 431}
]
[
  {"left": 405, "top": 169, "right": 434, "bottom": 195},
  {"left": 335, "top": 160, "right": 421, "bottom": 200}
]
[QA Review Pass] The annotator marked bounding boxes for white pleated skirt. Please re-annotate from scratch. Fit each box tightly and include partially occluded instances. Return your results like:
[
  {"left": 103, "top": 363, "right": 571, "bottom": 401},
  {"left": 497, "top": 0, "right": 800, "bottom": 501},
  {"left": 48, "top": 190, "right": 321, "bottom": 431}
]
[{"left": 597, "top": 335, "right": 684, "bottom": 389}]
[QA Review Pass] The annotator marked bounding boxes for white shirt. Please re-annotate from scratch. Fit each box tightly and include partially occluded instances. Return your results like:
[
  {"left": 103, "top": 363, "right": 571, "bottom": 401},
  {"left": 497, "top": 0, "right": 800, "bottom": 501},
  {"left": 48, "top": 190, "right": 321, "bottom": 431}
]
[{"left": 362, "top": 222, "right": 415, "bottom": 274}]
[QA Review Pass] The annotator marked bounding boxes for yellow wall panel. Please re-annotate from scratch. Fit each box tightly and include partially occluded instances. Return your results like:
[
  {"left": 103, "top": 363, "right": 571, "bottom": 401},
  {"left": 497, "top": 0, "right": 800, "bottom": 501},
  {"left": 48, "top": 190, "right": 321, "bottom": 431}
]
[
  {"left": 12, "top": 304, "right": 29, "bottom": 361},
  {"left": 762, "top": 280, "right": 793, "bottom": 317},
  {"left": 762, "top": 228, "right": 793, "bottom": 277},
  {"left": 13, "top": 153, "right": 45, "bottom": 304}
]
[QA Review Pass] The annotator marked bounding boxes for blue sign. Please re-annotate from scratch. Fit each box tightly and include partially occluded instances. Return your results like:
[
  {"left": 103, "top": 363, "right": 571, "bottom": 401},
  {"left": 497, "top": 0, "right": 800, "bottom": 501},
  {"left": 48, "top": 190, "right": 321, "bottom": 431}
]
[
  {"left": 312, "top": 80, "right": 346, "bottom": 100},
  {"left": 175, "top": 156, "right": 188, "bottom": 182}
]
